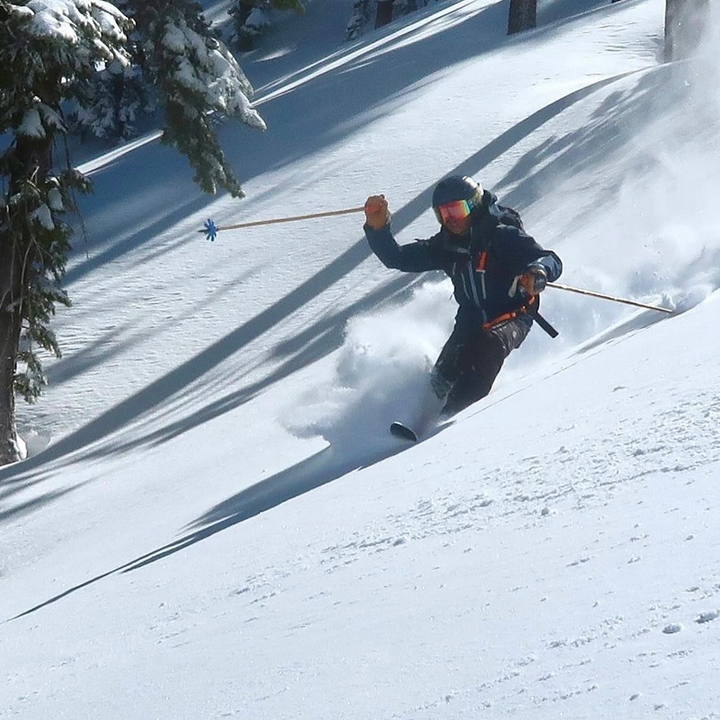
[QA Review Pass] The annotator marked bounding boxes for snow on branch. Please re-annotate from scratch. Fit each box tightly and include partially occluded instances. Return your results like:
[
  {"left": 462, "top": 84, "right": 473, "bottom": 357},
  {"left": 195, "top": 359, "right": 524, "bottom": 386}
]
[
  {"left": 23, "top": 0, "right": 133, "bottom": 68},
  {"left": 162, "top": 17, "right": 266, "bottom": 130}
]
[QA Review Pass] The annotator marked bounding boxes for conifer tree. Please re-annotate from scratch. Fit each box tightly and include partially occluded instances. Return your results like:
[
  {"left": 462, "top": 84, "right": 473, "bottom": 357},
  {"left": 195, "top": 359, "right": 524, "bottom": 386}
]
[
  {"left": 73, "top": 0, "right": 268, "bottom": 185},
  {"left": 119, "top": 0, "right": 267, "bottom": 196},
  {"left": 346, "top": 0, "right": 428, "bottom": 40},
  {"left": 0, "top": 1, "right": 131, "bottom": 464},
  {"left": 375, "top": 0, "right": 394, "bottom": 29},
  {"left": 346, "top": 0, "right": 372, "bottom": 40},
  {"left": 0, "top": 0, "right": 266, "bottom": 466},
  {"left": 229, "top": 0, "right": 305, "bottom": 50}
]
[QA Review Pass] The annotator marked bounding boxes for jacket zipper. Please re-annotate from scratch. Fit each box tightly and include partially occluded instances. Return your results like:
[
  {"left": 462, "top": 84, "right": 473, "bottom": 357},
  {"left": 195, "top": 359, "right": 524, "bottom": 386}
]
[
  {"left": 467, "top": 262, "right": 481, "bottom": 307},
  {"left": 469, "top": 256, "right": 488, "bottom": 324}
]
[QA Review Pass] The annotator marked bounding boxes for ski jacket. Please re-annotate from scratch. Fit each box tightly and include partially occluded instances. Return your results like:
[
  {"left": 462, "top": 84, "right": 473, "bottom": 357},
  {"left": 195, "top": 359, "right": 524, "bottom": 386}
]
[{"left": 364, "top": 192, "right": 563, "bottom": 331}]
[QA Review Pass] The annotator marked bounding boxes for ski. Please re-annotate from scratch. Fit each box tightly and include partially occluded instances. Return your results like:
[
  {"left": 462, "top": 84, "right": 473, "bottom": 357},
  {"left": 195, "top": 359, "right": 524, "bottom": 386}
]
[{"left": 390, "top": 421, "right": 418, "bottom": 443}]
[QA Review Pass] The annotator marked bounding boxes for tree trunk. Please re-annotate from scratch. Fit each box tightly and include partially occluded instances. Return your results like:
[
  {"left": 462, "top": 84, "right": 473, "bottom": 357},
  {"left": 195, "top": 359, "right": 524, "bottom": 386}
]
[
  {"left": 508, "top": 0, "right": 537, "bottom": 35},
  {"left": 0, "top": 133, "right": 53, "bottom": 466},
  {"left": 0, "top": 237, "right": 23, "bottom": 466},
  {"left": 665, "top": 0, "right": 710, "bottom": 61},
  {"left": 375, "top": 0, "right": 394, "bottom": 29}
]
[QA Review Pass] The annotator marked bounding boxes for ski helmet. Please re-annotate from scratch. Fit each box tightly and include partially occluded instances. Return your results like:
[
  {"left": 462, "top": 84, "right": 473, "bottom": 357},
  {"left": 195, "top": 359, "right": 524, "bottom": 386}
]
[{"left": 431, "top": 175, "right": 483, "bottom": 213}]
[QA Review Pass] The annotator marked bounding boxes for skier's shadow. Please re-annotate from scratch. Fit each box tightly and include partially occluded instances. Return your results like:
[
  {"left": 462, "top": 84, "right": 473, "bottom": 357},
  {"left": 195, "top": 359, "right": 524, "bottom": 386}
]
[{"left": 8, "top": 439, "right": 405, "bottom": 621}]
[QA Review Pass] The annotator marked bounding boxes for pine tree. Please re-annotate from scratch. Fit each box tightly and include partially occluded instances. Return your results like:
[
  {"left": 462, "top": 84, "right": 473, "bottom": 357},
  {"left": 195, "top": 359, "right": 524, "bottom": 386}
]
[
  {"left": 347, "top": 0, "right": 372, "bottom": 40},
  {"left": 346, "top": 0, "right": 429, "bottom": 40},
  {"left": 116, "top": 0, "right": 267, "bottom": 196},
  {"left": 68, "top": 1, "right": 270, "bottom": 156},
  {"left": 66, "top": 57, "right": 150, "bottom": 142},
  {"left": 0, "top": 1, "right": 132, "bottom": 464},
  {"left": 375, "top": 0, "right": 395, "bottom": 29},
  {"left": 0, "top": 0, "right": 266, "bottom": 466},
  {"left": 229, "top": 0, "right": 305, "bottom": 51}
]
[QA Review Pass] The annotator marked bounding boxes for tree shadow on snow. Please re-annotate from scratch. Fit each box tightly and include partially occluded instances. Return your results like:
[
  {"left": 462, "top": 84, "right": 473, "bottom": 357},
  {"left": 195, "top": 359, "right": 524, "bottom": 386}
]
[
  {"left": 64, "top": 0, "right": 611, "bottom": 279},
  {"left": 7, "top": 439, "right": 405, "bottom": 621},
  {"left": 495, "top": 69, "right": 673, "bottom": 236},
  {"left": 0, "top": 61, "right": 645, "bottom": 494}
]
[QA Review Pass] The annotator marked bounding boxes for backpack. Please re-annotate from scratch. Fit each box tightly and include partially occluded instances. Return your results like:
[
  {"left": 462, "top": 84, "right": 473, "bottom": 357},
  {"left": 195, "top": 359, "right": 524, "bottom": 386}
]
[{"left": 493, "top": 203, "right": 524, "bottom": 231}]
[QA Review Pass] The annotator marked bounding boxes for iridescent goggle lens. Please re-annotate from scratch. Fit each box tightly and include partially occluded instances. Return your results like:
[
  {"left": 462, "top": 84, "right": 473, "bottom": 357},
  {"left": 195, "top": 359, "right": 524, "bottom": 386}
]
[{"left": 435, "top": 199, "right": 472, "bottom": 224}]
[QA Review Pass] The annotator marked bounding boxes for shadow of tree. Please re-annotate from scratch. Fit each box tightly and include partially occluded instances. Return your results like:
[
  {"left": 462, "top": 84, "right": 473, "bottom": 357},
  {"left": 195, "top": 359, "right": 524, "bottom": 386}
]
[
  {"left": 1, "top": 63, "right": 645, "bottom": 497},
  {"left": 8, "top": 438, "right": 405, "bottom": 621},
  {"left": 497, "top": 69, "right": 670, "bottom": 232}
]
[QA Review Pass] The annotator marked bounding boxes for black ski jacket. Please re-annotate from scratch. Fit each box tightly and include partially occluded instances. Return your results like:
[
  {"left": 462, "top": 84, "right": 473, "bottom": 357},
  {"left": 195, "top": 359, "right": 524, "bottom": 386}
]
[{"left": 364, "top": 192, "right": 563, "bottom": 331}]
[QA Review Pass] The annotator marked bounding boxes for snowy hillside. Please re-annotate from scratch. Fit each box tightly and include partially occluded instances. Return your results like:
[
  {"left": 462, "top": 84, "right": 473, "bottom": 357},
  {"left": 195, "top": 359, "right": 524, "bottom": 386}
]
[{"left": 2, "top": 1, "right": 720, "bottom": 718}]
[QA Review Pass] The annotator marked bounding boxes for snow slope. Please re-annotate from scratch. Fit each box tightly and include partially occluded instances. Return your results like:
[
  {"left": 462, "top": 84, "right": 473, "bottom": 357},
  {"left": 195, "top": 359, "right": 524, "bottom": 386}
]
[{"left": 2, "top": 1, "right": 720, "bottom": 718}]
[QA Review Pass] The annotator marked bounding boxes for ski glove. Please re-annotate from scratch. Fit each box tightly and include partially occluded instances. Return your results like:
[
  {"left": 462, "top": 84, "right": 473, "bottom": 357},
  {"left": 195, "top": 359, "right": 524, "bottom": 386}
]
[
  {"left": 516, "top": 266, "right": 548, "bottom": 296},
  {"left": 364, "top": 195, "right": 391, "bottom": 230}
]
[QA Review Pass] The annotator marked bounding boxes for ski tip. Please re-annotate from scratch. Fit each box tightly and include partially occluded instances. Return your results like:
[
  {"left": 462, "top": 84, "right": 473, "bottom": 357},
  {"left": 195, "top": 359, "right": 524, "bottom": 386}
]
[{"left": 390, "top": 421, "right": 418, "bottom": 443}]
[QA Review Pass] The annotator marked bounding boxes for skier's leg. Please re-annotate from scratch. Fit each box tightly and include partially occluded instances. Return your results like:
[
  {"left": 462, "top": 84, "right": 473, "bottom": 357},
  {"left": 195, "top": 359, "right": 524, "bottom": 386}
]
[
  {"left": 441, "top": 317, "right": 532, "bottom": 416},
  {"left": 406, "top": 325, "right": 469, "bottom": 431},
  {"left": 430, "top": 323, "right": 470, "bottom": 405},
  {"left": 411, "top": 375, "right": 449, "bottom": 436},
  {"left": 441, "top": 335, "right": 504, "bottom": 416}
]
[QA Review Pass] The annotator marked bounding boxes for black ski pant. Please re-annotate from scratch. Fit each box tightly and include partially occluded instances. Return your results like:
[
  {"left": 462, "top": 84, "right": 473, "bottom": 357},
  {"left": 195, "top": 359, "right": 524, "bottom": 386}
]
[{"left": 431, "top": 315, "right": 531, "bottom": 417}]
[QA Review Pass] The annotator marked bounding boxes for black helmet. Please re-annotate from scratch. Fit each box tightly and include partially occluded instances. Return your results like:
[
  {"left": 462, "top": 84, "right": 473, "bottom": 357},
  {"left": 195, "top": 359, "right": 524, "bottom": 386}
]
[{"left": 431, "top": 175, "right": 483, "bottom": 212}]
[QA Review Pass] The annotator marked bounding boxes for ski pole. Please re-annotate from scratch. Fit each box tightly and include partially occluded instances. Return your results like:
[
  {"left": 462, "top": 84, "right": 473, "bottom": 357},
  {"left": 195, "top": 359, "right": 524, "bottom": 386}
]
[
  {"left": 199, "top": 206, "right": 366, "bottom": 240},
  {"left": 547, "top": 282, "right": 673, "bottom": 314}
]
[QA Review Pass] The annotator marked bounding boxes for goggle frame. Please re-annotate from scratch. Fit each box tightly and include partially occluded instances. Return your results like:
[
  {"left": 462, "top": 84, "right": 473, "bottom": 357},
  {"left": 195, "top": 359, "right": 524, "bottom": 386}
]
[{"left": 434, "top": 198, "right": 474, "bottom": 225}]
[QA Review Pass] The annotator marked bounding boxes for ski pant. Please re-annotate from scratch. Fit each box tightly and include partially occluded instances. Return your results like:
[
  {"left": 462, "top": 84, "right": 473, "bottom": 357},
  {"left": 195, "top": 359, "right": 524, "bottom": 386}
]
[{"left": 431, "top": 315, "right": 531, "bottom": 417}]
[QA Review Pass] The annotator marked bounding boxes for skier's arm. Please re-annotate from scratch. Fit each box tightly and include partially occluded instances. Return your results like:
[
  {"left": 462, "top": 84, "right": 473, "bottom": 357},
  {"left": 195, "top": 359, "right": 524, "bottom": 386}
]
[
  {"left": 528, "top": 251, "right": 562, "bottom": 282},
  {"left": 364, "top": 195, "right": 444, "bottom": 272},
  {"left": 364, "top": 224, "right": 445, "bottom": 273},
  {"left": 495, "top": 225, "right": 563, "bottom": 282}
]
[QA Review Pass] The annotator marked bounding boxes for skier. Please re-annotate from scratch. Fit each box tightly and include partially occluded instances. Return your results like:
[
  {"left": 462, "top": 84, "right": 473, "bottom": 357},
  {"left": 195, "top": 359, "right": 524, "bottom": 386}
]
[{"left": 363, "top": 175, "right": 563, "bottom": 436}]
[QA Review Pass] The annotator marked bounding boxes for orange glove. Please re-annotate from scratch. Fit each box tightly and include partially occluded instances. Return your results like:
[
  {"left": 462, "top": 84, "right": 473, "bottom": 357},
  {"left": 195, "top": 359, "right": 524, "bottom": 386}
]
[
  {"left": 518, "top": 267, "right": 548, "bottom": 296},
  {"left": 364, "top": 195, "right": 390, "bottom": 230}
]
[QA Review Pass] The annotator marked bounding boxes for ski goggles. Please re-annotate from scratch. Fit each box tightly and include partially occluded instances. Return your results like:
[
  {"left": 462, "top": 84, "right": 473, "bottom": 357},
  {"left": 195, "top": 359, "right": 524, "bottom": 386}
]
[{"left": 434, "top": 199, "right": 473, "bottom": 225}]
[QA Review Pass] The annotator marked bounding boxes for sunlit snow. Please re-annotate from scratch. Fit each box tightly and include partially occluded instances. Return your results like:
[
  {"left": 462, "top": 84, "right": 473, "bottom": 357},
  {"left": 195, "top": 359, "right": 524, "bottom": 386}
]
[{"left": 2, "top": 1, "right": 720, "bottom": 719}]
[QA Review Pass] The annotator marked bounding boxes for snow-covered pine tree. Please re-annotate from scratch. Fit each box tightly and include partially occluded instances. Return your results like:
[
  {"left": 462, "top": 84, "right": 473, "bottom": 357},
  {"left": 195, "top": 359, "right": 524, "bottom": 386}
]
[
  {"left": 116, "top": 0, "right": 267, "bottom": 195},
  {"left": 66, "top": 57, "right": 150, "bottom": 142},
  {"left": 229, "top": 0, "right": 305, "bottom": 51},
  {"left": 346, "top": 0, "right": 371, "bottom": 40},
  {"left": 0, "top": 0, "right": 132, "bottom": 465},
  {"left": 67, "top": 0, "right": 271, "bottom": 148},
  {"left": 0, "top": 0, "right": 266, "bottom": 466}
]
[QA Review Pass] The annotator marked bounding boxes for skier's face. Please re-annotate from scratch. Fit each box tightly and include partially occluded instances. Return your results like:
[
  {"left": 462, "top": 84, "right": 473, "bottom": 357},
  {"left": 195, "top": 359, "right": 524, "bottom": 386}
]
[
  {"left": 443, "top": 215, "right": 472, "bottom": 236},
  {"left": 435, "top": 199, "right": 472, "bottom": 236}
]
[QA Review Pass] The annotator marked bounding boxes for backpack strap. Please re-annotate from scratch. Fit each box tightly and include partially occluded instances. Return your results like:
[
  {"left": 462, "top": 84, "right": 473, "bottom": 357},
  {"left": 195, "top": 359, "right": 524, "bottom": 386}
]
[{"left": 526, "top": 302, "right": 559, "bottom": 338}]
